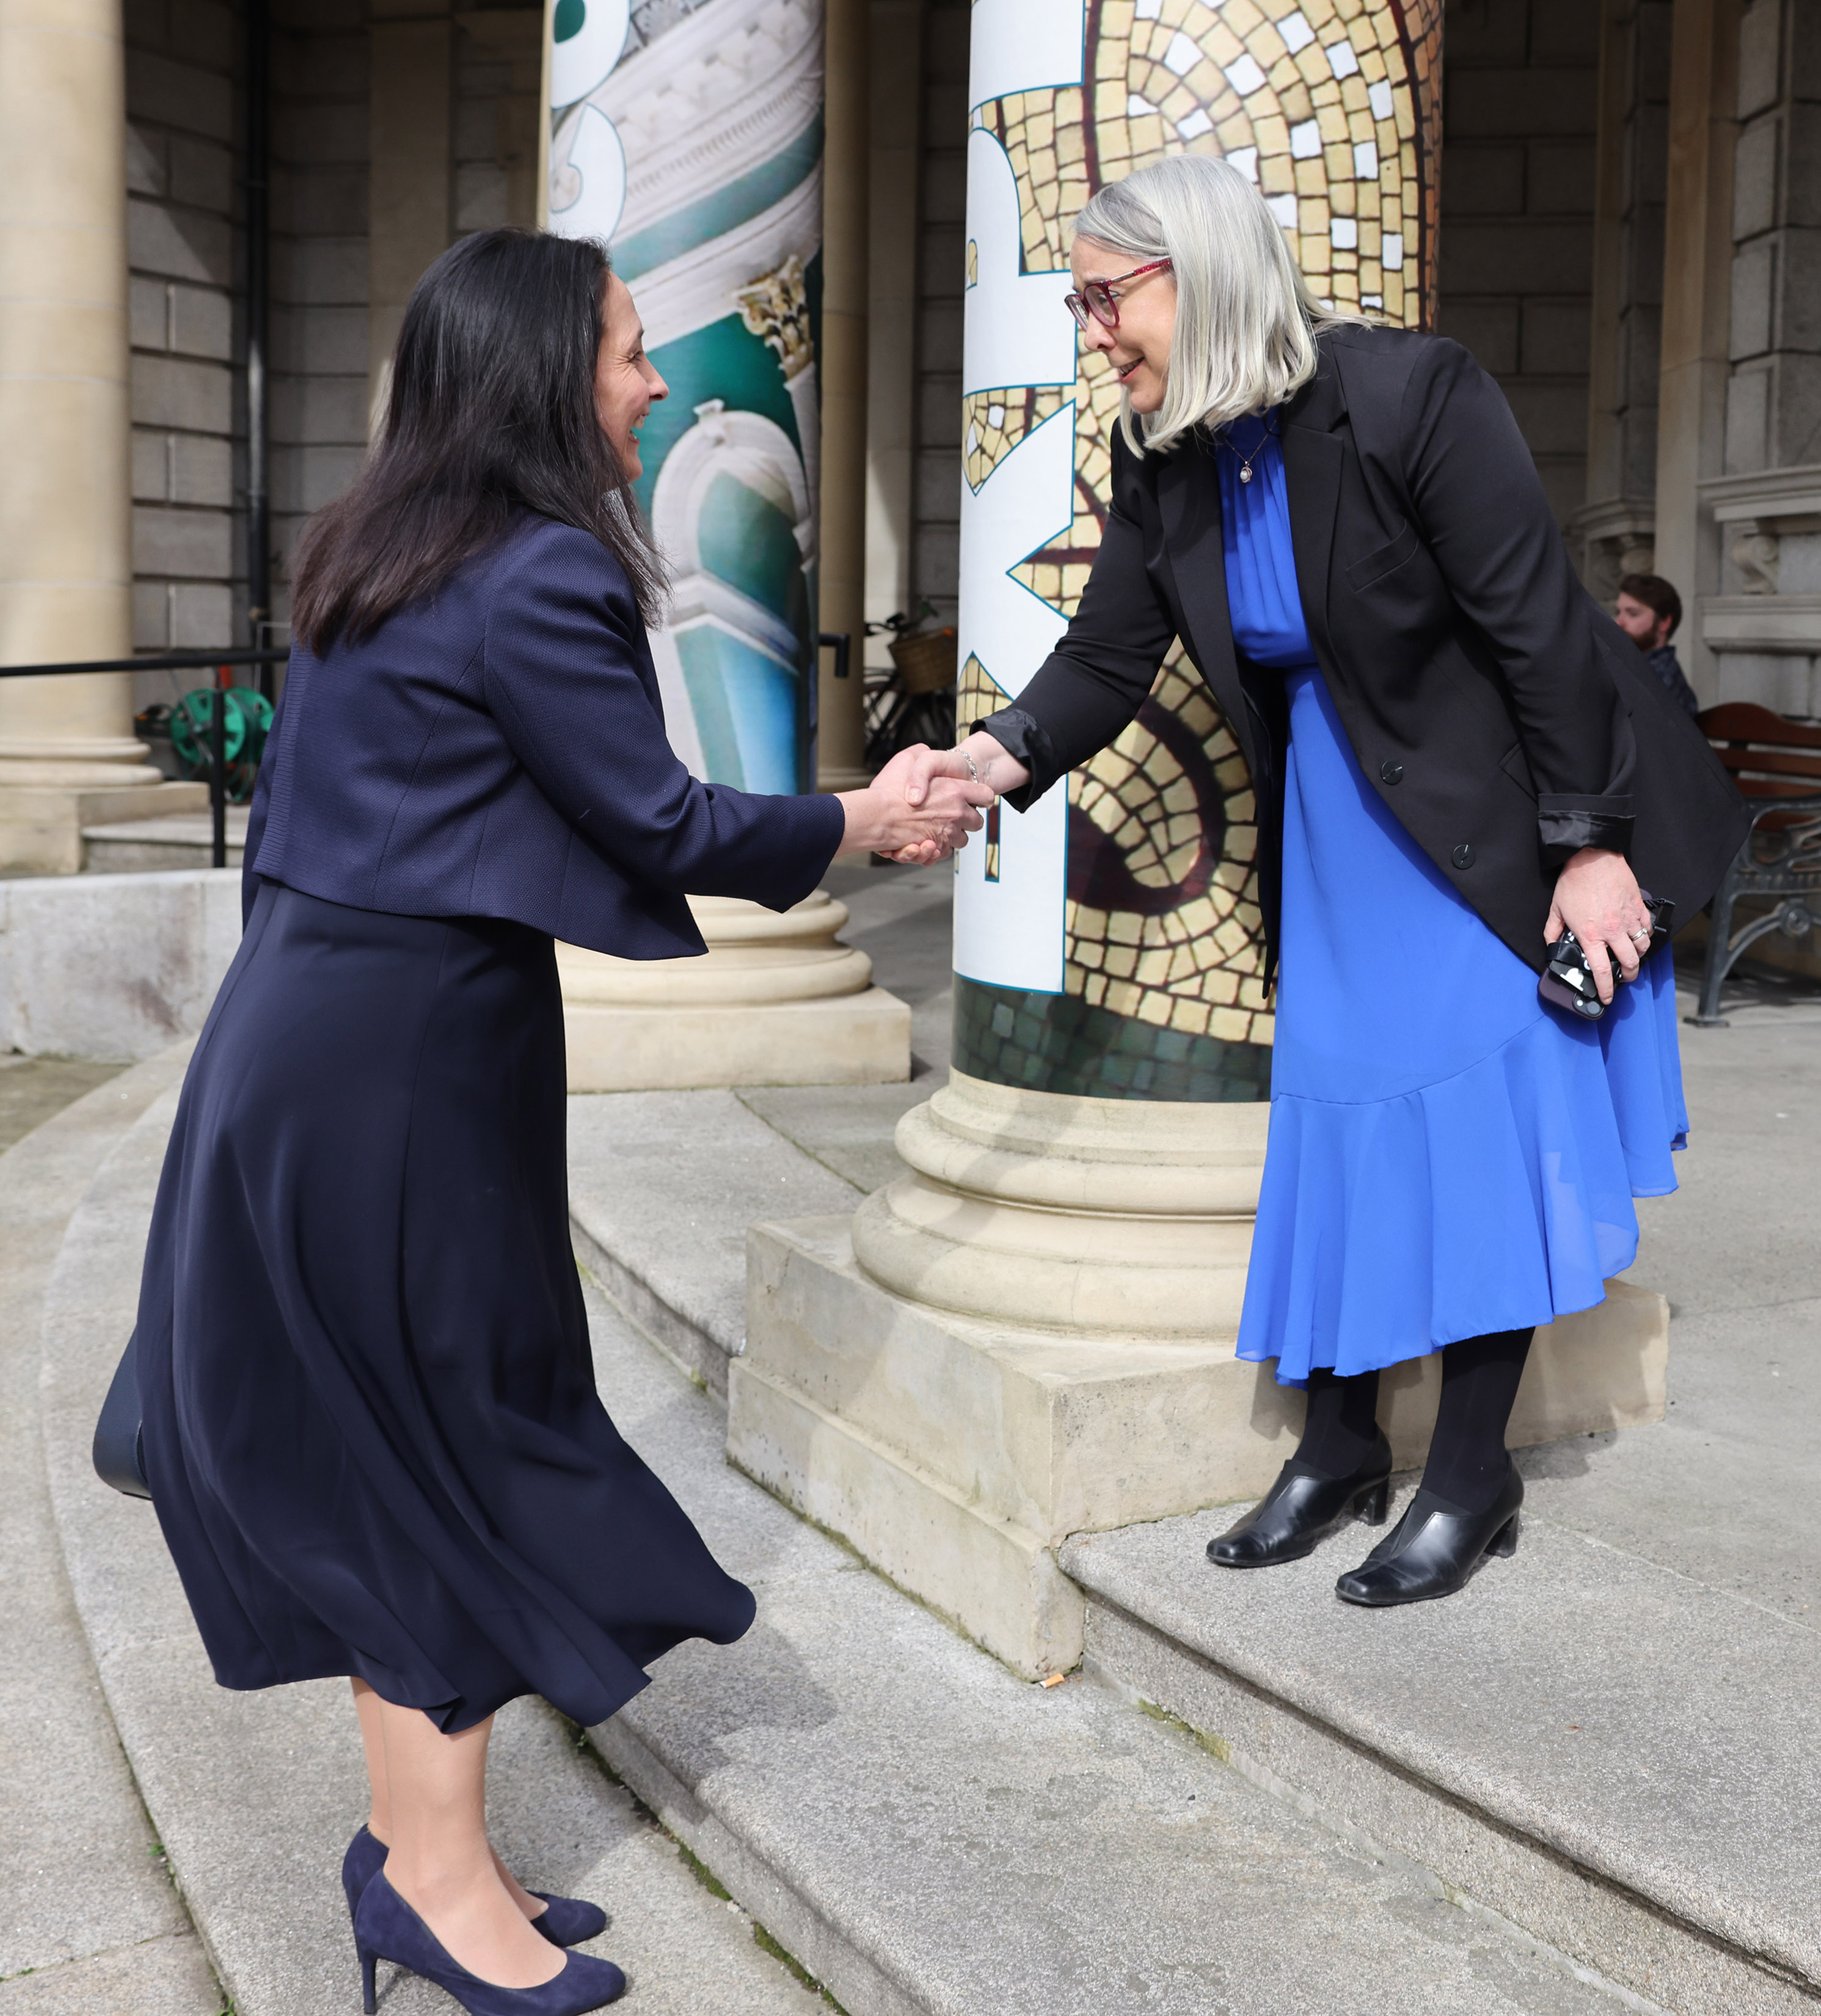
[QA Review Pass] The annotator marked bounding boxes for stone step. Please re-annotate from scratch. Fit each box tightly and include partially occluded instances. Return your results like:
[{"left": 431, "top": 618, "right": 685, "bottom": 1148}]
[
  {"left": 32, "top": 1061, "right": 836, "bottom": 2016},
  {"left": 1062, "top": 1497, "right": 1821, "bottom": 2016},
  {"left": 0, "top": 1049, "right": 221, "bottom": 2013},
  {"left": 81, "top": 807, "right": 248, "bottom": 872},
  {"left": 577, "top": 1272, "right": 1656, "bottom": 2016},
  {"left": 38, "top": 1063, "right": 1649, "bottom": 2016},
  {"left": 563, "top": 1048, "right": 1821, "bottom": 2016}
]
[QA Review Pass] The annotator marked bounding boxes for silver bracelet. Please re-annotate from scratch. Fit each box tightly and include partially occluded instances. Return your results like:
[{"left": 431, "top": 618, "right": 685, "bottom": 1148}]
[{"left": 962, "top": 748, "right": 981, "bottom": 785}]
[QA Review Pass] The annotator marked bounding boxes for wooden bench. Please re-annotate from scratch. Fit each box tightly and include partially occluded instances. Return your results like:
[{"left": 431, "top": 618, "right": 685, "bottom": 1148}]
[{"left": 1691, "top": 702, "right": 1821, "bottom": 1024}]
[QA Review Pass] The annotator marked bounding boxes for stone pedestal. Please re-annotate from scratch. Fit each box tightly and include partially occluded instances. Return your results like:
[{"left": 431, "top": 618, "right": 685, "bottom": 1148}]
[
  {"left": 558, "top": 889, "right": 910, "bottom": 1091},
  {"left": 0, "top": 0, "right": 201, "bottom": 872},
  {"left": 729, "top": 1070, "right": 1670, "bottom": 1678}
]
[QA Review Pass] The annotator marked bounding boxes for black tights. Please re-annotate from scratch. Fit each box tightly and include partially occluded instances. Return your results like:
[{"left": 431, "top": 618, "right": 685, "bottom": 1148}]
[{"left": 1294, "top": 1328, "right": 1535, "bottom": 1514}]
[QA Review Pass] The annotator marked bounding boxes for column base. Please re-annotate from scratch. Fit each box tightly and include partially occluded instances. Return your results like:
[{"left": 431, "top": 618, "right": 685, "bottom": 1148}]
[
  {"left": 563, "top": 986, "right": 912, "bottom": 1091},
  {"left": 0, "top": 781, "right": 210, "bottom": 877},
  {"left": 558, "top": 890, "right": 911, "bottom": 1090},
  {"left": 732, "top": 1215, "right": 1668, "bottom": 1678}
]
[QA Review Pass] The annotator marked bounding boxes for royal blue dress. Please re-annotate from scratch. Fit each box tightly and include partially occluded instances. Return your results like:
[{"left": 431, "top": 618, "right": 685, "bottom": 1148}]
[{"left": 1220, "top": 415, "right": 1687, "bottom": 1386}]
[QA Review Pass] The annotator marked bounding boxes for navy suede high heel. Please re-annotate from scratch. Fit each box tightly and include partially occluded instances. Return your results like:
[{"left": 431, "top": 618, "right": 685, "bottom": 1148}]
[
  {"left": 353, "top": 1869, "right": 626, "bottom": 2016},
  {"left": 341, "top": 1826, "right": 608, "bottom": 1948}
]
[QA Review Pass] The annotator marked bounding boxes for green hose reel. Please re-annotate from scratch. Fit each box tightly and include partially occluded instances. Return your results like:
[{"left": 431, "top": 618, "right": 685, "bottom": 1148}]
[{"left": 168, "top": 687, "right": 272, "bottom": 802}]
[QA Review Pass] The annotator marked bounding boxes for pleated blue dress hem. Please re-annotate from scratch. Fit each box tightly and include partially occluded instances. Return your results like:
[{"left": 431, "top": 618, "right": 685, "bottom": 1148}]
[{"left": 1212, "top": 415, "right": 1688, "bottom": 1390}]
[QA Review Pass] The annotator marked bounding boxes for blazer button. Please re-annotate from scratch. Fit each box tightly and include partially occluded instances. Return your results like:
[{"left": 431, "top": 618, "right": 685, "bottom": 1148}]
[
  {"left": 1451, "top": 842, "right": 1475, "bottom": 870},
  {"left": 1379, "top": 761, "right": 1404, "bottom": 785}
]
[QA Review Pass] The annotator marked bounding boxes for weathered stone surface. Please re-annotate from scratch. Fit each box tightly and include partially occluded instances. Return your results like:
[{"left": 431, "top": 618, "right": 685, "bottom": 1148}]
[
  {"left": 1064, "top": 1499, "right": 1821, "bottom": 2013},
  {"left": 0, "top": 867, "right": 235, "bottom": 1058},
  {"left": 0, "top": 1051, "right": 210, "bottom": 2003},
  {"left": 567, "top": 1089, "right": 861, "bottom": 1388},
  {"left": 0, "top": 1934, "right": 219, "bottom": 2013}
]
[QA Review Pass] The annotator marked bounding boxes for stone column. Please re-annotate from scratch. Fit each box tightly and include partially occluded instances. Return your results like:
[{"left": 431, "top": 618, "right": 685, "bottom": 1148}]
[
  {"left": 368, "top": 3, "right": 453, "bottom": 430},
  {"left": 1572, "top": 0, "right": 1673, "bottom": 602},
  {"left": 734, "top": 0, "right": 1670, "bottom": 1679},
  {"left": 1653, "top": 0, "right": 1742, "bottom": 699},
  {"left": 547, "top": 0, "right": 828, "bottom": 797},
  {"left": 541, "top": 0, "right": 911, "bottom": 1075},
  {"left": 815, "top": 0, "right": 872, "bottom": 790},
  {"left": 0, "top": 0, "right": 195, "bottom": 874},
  {"left": 862, "top": 0, "right": 925, "bottom": 689}
]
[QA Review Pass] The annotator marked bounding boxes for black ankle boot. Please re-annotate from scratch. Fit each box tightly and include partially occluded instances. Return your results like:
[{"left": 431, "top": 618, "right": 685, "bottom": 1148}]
[
  {"left": 1206, "top": 1433, "right": 1392, "bottom": 1569},
  {"left": 1334, "top": 1459, "right": 1522, "bottom": 1607}
]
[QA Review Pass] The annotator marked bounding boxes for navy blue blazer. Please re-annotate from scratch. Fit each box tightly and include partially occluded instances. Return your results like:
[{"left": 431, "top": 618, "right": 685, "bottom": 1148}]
[{"left": 244, "top": 515, "right": 846, "bottom": 957}]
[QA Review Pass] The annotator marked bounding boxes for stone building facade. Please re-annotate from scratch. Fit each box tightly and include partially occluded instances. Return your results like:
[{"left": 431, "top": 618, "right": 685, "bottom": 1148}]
[{"left": 2, "top": 0, "right": 1819, "bottom": 874}]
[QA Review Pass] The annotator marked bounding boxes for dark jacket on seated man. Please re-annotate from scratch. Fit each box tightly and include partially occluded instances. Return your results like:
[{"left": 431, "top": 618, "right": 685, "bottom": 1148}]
[
  {"left": 1646, "top": 641, "right": 1701, "bottom": 719},
  {"left": 242, "top": 514, "right": 844, "bottom": 957}
]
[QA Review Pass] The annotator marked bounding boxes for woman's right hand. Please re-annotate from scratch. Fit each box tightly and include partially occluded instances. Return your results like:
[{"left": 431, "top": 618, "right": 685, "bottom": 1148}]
[
  {"left": 900, "top": 731, "right": 1032, "bottom": 809},
  {"left": 835, "top": 745, "right": 996, "bottom": 860}
]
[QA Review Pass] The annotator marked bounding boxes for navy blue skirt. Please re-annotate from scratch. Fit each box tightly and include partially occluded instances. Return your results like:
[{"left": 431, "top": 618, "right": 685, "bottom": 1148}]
[{"left": 136, "top": 881, "right": 754, "bottom": 1733}]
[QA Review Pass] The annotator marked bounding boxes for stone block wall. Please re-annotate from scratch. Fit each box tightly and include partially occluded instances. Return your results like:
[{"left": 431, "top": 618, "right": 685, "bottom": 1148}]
[
  {"left": 1703, "top": 0, "right": 1821, "bottom": 716},
  {"left": 1436, "top": 0, "right": 1600, "bottom": 528},
  {"left": 269, "top": 0, "right": 370, "bottom": 635},
  {"left": 124, "top": 0, "right": 243, "bottom": 696},
  {"left": 453, "top": 11, "right": 543, "bottom": 238},
  {"left": 1573, "top": 0, "right": 1673, "bottom": 601},
  {"left": 1724, "top": 0, "right": 1821, "bottom": 478}
]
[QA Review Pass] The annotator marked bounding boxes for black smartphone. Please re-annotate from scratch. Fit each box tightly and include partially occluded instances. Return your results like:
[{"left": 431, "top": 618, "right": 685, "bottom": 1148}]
[{"left": 1538, "top": 893, "right": 1674, "bottom": 1022}]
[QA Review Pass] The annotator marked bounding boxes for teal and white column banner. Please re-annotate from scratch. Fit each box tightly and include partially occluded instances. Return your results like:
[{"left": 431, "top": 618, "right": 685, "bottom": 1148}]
[
  {"left": 951, "top": 0, "right": 1084, "bottom": 993},
  {"left": 547, "top": 0, "right": 825, "bottom": 794}
]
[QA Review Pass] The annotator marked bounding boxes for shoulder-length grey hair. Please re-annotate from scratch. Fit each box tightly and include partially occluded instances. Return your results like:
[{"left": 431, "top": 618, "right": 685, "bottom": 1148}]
[{"left": 1074, "top": 154, "right": 1360, "bottom": 456}]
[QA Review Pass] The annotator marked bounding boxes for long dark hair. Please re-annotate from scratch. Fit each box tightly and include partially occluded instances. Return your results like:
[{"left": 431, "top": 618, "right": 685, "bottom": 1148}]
[{"left": 290, "top": 228, "right": 666, "bottom": 651}]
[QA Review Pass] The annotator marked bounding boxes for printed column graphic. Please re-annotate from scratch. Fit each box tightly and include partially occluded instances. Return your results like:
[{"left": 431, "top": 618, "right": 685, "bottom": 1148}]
[
  {"left": 546, "top": 0, "right": 825, "bottom": 791},
  {"left": 953, "top": 0, "right": 1441, "bottom": 1100}
]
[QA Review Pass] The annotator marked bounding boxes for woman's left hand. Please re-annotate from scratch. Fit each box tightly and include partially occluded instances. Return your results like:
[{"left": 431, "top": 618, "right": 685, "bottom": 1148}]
[{"left": 1544, "top": 847, "right": 1652, "bottom": 1005}]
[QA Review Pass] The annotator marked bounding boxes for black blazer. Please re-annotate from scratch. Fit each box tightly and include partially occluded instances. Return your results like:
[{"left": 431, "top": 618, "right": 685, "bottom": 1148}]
[
  {"left": 244, "top": 515, "right": 845, "bottom": 956},
  {"left": 985, "top": 324, "right": 1748, "bottom": 979}
]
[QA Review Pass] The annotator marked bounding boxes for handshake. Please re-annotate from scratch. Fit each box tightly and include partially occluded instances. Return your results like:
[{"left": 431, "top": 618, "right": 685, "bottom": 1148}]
[{"left": 834, "top": 733, "right": 1034, "bottom": 866}]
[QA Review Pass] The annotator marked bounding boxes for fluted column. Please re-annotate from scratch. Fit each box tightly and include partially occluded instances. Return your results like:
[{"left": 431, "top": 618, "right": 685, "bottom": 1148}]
[{"left": 0, "top": 0, "right": 177, "bottom": 872}]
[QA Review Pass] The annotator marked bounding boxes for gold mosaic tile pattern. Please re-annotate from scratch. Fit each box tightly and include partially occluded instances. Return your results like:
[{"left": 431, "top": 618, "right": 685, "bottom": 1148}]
[
  {"left": 962, "top": 0, "right": 1439, "bottom": 1059},
  {"left": 1065, "top": 646, "right": 1274, "bottom": 1043},
  {"left": 977, "top": 0, "right": 1440, "bottom": 324},
  {"left": 963, "top": 387, "right": 1073, "bottom": 493}
]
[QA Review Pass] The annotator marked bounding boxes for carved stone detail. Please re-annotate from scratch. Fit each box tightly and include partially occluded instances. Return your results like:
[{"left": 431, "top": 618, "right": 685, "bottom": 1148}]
[
  {"left": 735, "top": 254, "right": 814, "bottom": 381},
  {"left": 1731, "top": 520, "right": 1781, "bottom": 596}
]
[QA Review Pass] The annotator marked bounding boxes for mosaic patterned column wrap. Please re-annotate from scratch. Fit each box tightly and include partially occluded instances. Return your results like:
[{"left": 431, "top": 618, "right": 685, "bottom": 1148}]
[
  {"left": 545, "top": 0, "right": 823, "bottom": 794},
  {"left": 952, "top": 0, "right": 1441, "bottom": 1101}
]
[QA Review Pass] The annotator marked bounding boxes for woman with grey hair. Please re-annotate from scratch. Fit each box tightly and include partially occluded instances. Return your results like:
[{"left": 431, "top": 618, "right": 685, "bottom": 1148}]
[{"left": 910, "top": 155, "right": 1743, "bottom": 1606}]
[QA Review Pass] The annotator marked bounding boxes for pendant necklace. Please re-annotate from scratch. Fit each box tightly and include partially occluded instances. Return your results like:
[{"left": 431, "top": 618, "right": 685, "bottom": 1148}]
[{"left": 1223, "top": 413, "right": 1278, "bottom": 485}]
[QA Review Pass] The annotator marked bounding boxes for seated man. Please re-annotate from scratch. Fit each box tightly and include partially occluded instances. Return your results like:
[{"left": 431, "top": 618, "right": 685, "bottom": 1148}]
[{"left": 1614, "top": 571, "right": 1701, "bottom": 718}]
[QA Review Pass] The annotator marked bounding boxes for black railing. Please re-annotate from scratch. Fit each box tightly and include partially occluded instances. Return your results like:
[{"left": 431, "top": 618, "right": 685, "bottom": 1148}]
[{"left": 0, "top": 649, "right": 288, "bottom": 867}]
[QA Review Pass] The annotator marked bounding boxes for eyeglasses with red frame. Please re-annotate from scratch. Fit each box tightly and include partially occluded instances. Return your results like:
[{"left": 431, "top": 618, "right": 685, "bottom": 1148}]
[{"left": 1063, "top": 259, "right": 1173, "bottom": 331}]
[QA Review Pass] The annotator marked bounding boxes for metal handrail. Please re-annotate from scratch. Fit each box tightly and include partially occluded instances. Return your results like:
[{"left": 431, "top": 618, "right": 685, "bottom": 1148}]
[{"left": 0, "top": 648, "right": 288, "bottom": 867}]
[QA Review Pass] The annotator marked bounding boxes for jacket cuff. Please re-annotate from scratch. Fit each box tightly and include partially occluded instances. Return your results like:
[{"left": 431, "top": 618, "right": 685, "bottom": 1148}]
[
  {"left": 979, "top": 706, "right": 1061, "bottom": 813},
  {"left": 1538, "top": 794, "right": 1635, "bottom": 866}
]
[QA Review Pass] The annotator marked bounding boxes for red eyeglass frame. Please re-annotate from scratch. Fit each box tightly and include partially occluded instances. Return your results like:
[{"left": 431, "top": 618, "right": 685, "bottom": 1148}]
[{"left": 1064, "top": 258, "right": 1173, "bottom": 331}]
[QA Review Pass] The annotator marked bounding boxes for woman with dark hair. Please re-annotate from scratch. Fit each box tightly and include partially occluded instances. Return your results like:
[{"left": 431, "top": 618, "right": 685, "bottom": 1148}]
[
  {"left": 911, "top": 156, "right": 1745, "bottom": 1608},
  {"left": 134, "top": 227, "right": 986, "bottom": 2016}
]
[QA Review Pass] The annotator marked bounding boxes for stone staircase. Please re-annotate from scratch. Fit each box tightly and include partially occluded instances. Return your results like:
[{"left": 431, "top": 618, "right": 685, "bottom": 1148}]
[
  {"left": 10, "top": 960, "right": 1818, "bottom": 2014},
  {"left": 1065, "top": 1503, "right": 1819, "bottom": 2014},
  {"left": 553, "top": 1039, "right": 1821, "bottom": 2015},
  {"left": 14, "top": 1057, "right": 1661, "bottom": 2016}
]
